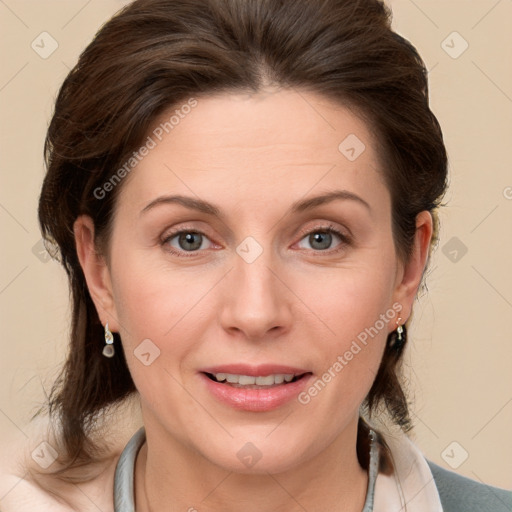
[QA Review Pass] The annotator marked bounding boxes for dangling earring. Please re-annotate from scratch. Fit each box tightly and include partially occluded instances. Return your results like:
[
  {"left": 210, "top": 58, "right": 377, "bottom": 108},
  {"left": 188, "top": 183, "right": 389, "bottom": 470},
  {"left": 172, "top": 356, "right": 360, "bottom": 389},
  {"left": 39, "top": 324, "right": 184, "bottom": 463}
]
[
  {"left": 102, "top": 322, "right": 115, "bottom": 358},
  {"left": 388, "top": 317, "right": 405, "bottom": 351},
  {"left": 396, "top": 317, "right": 404, "bottom": 342}
]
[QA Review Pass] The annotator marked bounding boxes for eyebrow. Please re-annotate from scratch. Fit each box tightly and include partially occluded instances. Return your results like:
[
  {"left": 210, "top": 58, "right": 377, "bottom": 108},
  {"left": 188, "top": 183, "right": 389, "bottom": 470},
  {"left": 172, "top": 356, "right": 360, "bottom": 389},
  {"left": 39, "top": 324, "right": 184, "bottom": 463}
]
[{"left": 140, "top": 190, "right": 371, "bottom": 217}]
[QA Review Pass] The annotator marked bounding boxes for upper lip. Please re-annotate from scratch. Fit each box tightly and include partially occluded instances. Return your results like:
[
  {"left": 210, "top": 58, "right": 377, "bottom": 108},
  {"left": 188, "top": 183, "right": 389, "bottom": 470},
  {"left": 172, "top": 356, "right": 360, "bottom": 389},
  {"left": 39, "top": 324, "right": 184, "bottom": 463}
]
[{"left": 200, "top": 364, "right": 311, "bottom": 376}]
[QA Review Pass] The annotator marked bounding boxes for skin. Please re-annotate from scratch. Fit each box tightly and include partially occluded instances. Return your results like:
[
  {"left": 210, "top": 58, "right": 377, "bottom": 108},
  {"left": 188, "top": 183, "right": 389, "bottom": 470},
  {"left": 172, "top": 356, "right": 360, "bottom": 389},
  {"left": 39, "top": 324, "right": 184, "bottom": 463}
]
[{"left": 72, "top": 88, "right": 432, "bottom": 512}]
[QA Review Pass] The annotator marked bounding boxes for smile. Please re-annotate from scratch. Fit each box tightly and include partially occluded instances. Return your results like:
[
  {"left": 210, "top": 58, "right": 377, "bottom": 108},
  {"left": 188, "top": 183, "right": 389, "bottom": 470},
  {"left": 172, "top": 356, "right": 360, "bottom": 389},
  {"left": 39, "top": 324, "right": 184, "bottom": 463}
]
[{"left": 199, "top": 367, "right": 313, "bottom": 411}]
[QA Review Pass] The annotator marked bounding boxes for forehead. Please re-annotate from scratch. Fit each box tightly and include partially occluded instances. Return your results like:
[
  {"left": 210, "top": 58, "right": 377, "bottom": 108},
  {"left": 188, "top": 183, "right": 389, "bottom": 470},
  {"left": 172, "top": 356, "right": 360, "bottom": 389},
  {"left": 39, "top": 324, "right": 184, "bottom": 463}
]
[{"left": 115, "top": 89, "right": 387, "bottom": 215}]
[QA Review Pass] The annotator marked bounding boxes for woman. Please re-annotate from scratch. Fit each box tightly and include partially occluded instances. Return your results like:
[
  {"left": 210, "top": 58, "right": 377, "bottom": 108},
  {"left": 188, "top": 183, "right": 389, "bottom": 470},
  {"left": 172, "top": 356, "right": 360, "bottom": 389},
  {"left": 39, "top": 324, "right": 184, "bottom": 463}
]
[{"left": 0, "top": 0, "right": 510, "bottom": 510}]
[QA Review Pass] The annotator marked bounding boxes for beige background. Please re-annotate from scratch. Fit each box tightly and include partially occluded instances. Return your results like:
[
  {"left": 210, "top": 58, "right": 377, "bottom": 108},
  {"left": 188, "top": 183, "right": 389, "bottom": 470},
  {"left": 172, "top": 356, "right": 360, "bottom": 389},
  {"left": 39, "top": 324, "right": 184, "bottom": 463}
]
[{"left": 1, "top": 0, "right": 511, "bottom": 493}]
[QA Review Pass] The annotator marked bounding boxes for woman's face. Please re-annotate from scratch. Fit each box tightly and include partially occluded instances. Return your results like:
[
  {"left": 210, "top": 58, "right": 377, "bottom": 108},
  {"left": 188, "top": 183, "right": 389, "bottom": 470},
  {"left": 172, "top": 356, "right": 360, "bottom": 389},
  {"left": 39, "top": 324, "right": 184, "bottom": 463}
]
[{"left": 79, "top": 88, "right": 430, "bottom": 473}]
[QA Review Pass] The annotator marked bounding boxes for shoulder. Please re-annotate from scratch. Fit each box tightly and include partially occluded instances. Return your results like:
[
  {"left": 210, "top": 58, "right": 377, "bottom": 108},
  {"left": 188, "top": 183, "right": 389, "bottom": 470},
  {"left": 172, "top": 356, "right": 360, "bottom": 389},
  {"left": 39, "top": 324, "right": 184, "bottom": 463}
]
[
  {"left": 426, "top": 459, "right": 512, "bottom": 512},
  {"left": 0, "top": 427, "right": 72, "bottom": 511},
  {"left": 0, "top": 474, "right": 75, "bottom": 512},
  {"left": 0, "top": 447, "right": 119, "bottom": 512},
  {"left": 0, "top": 417, "right": 123, "bottom": 512}
]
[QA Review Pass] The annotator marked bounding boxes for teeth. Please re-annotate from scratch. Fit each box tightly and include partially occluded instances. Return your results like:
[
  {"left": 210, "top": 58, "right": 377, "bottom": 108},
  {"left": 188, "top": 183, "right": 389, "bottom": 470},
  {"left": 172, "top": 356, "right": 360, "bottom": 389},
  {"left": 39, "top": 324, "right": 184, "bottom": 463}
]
[{"left": 212, "top": 373, "right": 300, "bottom": 385}]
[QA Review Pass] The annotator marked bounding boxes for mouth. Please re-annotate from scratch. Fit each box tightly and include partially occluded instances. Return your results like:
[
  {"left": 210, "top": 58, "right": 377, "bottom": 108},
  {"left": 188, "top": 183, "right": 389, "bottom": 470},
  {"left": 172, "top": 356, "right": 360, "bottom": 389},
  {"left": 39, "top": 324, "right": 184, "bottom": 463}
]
[
  {"left": 202, "top": 371, "right": 311, "bottom": 389},
  {"left": 199, "top": 365, "right": 314, "bottom": 411}
]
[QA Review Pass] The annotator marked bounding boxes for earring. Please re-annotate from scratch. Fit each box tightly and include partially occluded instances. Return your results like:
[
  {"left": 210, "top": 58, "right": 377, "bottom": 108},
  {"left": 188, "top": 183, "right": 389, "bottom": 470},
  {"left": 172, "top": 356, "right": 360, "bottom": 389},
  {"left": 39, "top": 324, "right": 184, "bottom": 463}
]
[
  {"left": 396, "top": 317, "right": 404, "bottom": 342},
  {"left": 102, "top": 322, "right": 115, "bottom": 358},
  {"left": 388, "top": 317, "right": 405, "bottom": 351}
]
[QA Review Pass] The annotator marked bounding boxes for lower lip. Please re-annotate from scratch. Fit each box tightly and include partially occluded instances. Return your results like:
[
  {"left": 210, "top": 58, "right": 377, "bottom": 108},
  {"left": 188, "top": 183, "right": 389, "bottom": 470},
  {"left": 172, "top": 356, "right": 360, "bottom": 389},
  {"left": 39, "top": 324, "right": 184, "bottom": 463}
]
[{"left": 200, "top": 373, "right": 313, "bottom": 412}]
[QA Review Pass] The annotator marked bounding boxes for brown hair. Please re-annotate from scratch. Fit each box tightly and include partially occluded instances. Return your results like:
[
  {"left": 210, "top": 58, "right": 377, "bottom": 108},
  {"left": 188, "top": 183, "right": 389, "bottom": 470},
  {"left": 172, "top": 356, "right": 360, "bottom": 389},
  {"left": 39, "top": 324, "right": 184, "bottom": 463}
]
[{"left": 37, "top": 0, "right": 448, "bottom": 477}]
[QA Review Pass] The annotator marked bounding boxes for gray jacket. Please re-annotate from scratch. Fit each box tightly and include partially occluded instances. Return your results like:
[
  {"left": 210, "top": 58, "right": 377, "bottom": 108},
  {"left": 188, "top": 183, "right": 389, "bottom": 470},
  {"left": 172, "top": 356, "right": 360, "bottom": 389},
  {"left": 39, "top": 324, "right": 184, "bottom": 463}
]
[{"left": 427, "top": 460, "right": 512, "bottom": 511}]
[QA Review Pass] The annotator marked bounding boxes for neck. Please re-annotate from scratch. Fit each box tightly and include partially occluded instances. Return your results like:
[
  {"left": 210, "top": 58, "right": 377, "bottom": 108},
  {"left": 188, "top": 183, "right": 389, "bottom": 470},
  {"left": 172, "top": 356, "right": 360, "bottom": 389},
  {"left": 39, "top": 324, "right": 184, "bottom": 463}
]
[{"left": 134, "top": 416, "right": 369, "bottom": 512}]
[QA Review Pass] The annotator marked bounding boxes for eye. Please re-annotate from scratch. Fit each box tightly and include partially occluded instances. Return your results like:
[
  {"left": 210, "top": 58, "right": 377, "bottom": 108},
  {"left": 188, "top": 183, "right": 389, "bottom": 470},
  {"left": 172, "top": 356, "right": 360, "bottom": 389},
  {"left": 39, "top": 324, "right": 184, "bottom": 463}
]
[
  {"left": 162, "top": 229, "right": 214, "bottom": 256},
  {"left": 296, "top": 224, "right": 351, "bottom": 253},
  {"left": 161, "top": 224, "right": 351, "bottom": 258}
]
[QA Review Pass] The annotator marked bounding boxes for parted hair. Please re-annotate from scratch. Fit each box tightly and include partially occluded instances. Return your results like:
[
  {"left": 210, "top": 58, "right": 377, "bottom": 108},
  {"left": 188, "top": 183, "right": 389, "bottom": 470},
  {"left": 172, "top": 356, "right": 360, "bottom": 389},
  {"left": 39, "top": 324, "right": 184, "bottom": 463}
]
[{"left": 37, "top": 0, "right": 448, "bottom": 477}]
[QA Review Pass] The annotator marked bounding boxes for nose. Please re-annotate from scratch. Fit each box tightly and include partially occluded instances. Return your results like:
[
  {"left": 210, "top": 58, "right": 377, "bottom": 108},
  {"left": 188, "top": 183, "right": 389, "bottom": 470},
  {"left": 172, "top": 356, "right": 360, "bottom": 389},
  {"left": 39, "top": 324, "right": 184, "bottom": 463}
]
[{"left": 218, "top": 247, "right": 293, "bottom": 342}]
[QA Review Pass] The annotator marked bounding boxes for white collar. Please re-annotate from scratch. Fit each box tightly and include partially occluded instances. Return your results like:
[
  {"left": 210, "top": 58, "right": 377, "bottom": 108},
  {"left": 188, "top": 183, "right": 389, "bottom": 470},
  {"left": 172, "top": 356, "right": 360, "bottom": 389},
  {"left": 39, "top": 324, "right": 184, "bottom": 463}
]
[{"left": 374, "top": 426, "right": 444, "bottom": 511}]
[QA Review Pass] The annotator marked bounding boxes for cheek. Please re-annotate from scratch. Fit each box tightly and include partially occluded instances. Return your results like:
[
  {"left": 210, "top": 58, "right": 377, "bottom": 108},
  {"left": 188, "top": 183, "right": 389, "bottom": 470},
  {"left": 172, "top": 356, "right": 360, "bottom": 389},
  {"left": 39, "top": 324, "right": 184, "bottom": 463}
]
[
  {"left": 298, "top": 259, "right": 396, "bottom": 342},
  {"left": 109, "top": 262, "right": 202, "bottom": 408},
  {"left": 109, "top": 252, "right": 222, "bottom": 388},
  {"left": 295, "top": 260, "right": 397, "bottom": 401},
  {"left": 111, "top": 252, "right": 201, "bottom": 337}
]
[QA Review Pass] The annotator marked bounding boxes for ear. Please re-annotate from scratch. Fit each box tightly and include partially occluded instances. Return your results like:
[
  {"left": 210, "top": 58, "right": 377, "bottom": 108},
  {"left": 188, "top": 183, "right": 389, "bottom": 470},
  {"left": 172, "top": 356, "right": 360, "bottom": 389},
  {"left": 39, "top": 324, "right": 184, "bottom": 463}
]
[
  {"left": 73, "top": 215, "right": 120, "bottom": 332},
  {"left": 391, "top": 210, "right": 433, "bottom": 325}
]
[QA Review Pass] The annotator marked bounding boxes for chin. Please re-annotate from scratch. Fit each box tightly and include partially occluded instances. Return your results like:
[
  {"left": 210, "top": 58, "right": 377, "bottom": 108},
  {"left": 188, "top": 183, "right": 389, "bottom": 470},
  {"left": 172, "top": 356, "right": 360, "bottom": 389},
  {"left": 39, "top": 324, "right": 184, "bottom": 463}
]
[{"left": 198, "top": 434, "right": 313, "bottom": 475}]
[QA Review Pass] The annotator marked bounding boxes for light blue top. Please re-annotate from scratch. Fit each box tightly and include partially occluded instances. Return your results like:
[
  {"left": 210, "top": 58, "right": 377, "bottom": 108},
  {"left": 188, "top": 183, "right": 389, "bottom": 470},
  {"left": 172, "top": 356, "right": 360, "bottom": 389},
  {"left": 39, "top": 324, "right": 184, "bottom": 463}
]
[{"left": 113, "top": 426, "right": 379, "bottom": 511}]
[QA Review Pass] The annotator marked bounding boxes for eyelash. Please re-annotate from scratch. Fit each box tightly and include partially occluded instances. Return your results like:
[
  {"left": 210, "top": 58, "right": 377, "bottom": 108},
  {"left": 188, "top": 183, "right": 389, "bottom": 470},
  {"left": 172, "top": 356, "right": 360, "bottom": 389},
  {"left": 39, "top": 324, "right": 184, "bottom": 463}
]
[{"left": 161, "top": 224, "right": 352, "bottom": 258}]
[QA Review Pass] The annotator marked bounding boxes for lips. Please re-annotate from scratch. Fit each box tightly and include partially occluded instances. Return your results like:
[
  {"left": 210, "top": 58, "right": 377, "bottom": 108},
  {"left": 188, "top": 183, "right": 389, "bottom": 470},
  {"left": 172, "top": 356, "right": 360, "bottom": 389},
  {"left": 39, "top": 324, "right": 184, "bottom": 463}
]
[{"left": 199, "top": 364, "right": 313, "bottom": 411}]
